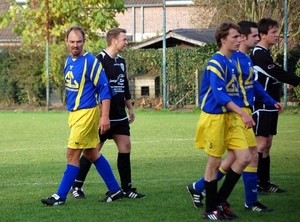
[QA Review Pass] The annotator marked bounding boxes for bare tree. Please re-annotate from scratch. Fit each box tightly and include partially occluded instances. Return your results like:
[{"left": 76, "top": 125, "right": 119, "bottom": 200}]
[{"left": 192, "top": 0, "right": 300, "bottom": 58}]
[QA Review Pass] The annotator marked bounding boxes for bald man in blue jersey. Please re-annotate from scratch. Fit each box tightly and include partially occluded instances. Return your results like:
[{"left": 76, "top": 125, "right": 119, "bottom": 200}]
[{"left": 41, "top": 26, "right": 123, "bottom": 206}]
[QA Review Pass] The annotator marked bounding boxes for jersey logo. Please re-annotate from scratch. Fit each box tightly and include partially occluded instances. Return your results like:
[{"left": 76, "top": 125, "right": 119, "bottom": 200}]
[
  {"left": 110, "top": 74, "right": 125, "bottom": 84},
  {"left": 226, "top": 74, "right": 239, "bottom": 94},
  {"left": 217, "top": 87, "right": 223, "bottom": 91},
  {"left": 120, "top": 63, "right": 125, "bottom": 72},
  {"left": 65, "top": 71, "right": 79, "bottom": 90},
  {"left": 268, "top": 64, "right": 275, "bottom": 69}
]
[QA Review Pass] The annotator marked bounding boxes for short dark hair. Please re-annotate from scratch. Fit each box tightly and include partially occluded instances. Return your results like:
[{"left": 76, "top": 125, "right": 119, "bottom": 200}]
[
  {"left": 215, "top": 21, "right": 241, "bottom": 49},
  {"left": 66, "top": 26, "right": 85, "bottom": 39},
  {"left": 106, "top": 28, "right": 126, "bottom": 45},
  {"left": 257, "top": 18, "right": 278, "bottom": 35},
  {"left": 238, "top": 21, "right": 257, "bottom": 36}
]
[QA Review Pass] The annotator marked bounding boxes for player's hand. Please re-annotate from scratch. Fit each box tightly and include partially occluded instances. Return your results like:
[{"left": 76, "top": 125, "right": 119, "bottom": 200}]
[
  {"left": 99, "top": 116, "right": 110, "bottom": 135},
  {"left": 240, "top": 112, "right": 256, "bottom": 128},
  {"left": 128, "top": 109, "right": 135, "bottom": 124},
  {"left": 274, "top": 102, "right": 283, "bottom": 114}
]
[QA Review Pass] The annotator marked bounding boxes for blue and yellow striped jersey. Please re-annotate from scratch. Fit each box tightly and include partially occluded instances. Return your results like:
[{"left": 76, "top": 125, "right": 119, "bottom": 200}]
[
  {"left": 199, "top": 52, "right": 240, "bottom": 114},
  {"left": 64, "top": 52, "right": 111, "bottom": 111},
  {"left": 232, "top": 51, "right": 276, "bottom": 107}
]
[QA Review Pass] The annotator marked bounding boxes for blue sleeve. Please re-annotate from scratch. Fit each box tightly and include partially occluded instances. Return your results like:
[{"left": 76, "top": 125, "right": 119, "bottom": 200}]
[
  {"left": 253, "top": 81, "right": 277, "bottom": 106},
  {"left": 97, "top": 69, "right": 112, "bottom": 102},
  {"left": 207, "top": 61, "right": 232, "bottom": 106}
]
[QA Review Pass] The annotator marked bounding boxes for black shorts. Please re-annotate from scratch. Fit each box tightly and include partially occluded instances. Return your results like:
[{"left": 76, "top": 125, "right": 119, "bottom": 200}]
[
  {"left": 99, "top": 119, "right": 130, "bottom": 142},
  {"left": 252, "top": 110, "right": 278, "bottom": 137}
]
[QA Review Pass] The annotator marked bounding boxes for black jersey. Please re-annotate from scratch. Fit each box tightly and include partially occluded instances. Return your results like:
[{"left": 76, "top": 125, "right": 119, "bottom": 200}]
[
  {"left": 96, "top": 50, "right": 131, "bottom": 121},
  {"left": 250, "top": 45, "right": 300, "bottom": 110}
]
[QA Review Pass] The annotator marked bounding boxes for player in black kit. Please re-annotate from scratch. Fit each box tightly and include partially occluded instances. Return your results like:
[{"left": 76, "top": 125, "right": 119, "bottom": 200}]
[
  {"left": 250, "top": 18, "right": 300, "bottom": 193},
  {"left": 70, "top": 28, "right": 146, "bottom": 199}
]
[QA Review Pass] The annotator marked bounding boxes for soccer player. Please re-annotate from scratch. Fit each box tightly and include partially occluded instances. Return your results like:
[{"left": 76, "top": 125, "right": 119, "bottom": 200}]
[
  {"left": 187, "top": 21, "right": 283, "bottom": 213},
  {"left": 41, "top": 26, "right": 123, "bottom": 206},
  {"left": 70, "top": 28, "right": 146, "bottom": 199},
  {"left": 194, "top": 21, "right": 255, "bottom": 220},
  {"left": 250, "top": 18, "right": 300, "bottom": 193}
]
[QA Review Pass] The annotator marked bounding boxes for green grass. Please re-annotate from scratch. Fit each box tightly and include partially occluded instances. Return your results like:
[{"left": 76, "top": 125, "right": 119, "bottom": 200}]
[{"left": 0, "top": 109, "right": 299, "bottom": 222}]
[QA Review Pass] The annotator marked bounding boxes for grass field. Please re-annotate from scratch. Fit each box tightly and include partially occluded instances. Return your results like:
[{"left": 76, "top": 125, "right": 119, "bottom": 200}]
[{"left": 0, "top": 109, "right": 299, "bottom": 222}]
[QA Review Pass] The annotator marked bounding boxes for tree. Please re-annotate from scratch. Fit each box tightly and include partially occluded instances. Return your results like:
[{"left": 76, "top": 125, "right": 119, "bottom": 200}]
[
  {"left": 294, "top": 59, "right": 300, "bottom": 102},
  {"left": 192, "top": 0, "right": 300, "bottom": 59},
  {"left": 0, "top": 0, "right": 125, "bottom": 105},
  {"left": 1, "top": 0, "right": 125, "bottom": 45}
]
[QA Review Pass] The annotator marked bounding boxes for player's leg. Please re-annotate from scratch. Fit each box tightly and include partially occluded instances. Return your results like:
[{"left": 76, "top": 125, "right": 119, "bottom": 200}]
[
  {"left": 255, "top": 111, "right": 286, "bottom": 193},
  {"left": 243, "top": 145, "right": 274, "bottom": 212},
  {"left": 264, "top": 112, "right": 286, "bottom": 192},
  {"left": 70, "top": 142, "right": 105, "bottom": 199},
  {"left": 42, "top": 108, "right": 98, "bottom": 206},
  {"left": 256, "top": 135, "right": 271, "bottom": 188},
  {"left": 242, "top": 119, "right": 272, "bottom": 211},
  {"left": 217, "top": 112, "right": 250, "bottom": 219},
  {"left": 195, "top": 112, "right": 227, "bottom": 220},
  {"left": 186, "top": 152, "right": 233, "bottom": 208},
  {"left": 203, "top": 155, "right": 224, "bottom": 220},
  {"left": 84, "top": 148, "right": 123, "bottom": 202},
  {"left": 113, "top": 133, "right": 146, "bottom": 198},
  {"left": 41, "top": 148, "right": 82, "bottom": 206}
]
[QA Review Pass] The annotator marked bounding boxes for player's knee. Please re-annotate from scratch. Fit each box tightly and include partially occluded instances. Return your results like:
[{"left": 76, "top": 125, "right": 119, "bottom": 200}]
[{"left": 237, "top": 153, "right": 251, "bottom": 167}]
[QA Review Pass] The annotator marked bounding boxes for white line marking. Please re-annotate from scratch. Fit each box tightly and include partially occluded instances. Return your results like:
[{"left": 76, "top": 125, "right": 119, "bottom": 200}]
[
  {"left": 1, "top": 175, "right": 299, "bottom": 188},
  {"left": 277, "top": 130, "right": 299, "bottom": 133},
  {"left": 0, "top": 138, "right": 195, "bottom": 152}
]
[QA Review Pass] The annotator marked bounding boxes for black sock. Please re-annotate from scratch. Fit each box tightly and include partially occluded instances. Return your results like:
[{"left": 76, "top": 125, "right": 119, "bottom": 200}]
[
  {"left": 72, "top": 155, "right": 92, "bottom": 188},
  {"left": 117, "top": 153, "right": 131, "bottom": 192},
  {"left": 205, "top": 179, "right": 218, "bottom": 213},
  {"left": 217, "top": 168, "right": 241, "bottom": 203},
  {"left": 257, "top": 152, "right": 263, "bottom": 186},
  {"left": 260, "top": 155, "right": 270, "bottom": 188}
]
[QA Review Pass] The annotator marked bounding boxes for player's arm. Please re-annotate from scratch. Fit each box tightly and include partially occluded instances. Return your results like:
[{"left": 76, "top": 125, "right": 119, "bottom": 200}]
[
  {"left": 253, "top": 50, "right": 300, "bottom": 86},
  {"left": 100, "top": 99, "right": 110, "bottom": 135},
  {"left": 92, "top": 58, "right": 111, "bottom": 134},
  {"left": 123, "top": 63, "right": 135, "bottom": 123},
  {"left": 253, "top": 81, "right": 277, "bottom": 106},
  {"left": 253, "top": 81, "right": 283, "bottom": 113},
  {"left": 125, "top": 99, "right": 135, "bottom": 124}
]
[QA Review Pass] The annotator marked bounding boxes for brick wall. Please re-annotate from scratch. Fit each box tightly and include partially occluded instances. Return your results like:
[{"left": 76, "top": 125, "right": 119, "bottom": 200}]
[{"left": 115, "top": 6, "right": 197, "bottom": 41}]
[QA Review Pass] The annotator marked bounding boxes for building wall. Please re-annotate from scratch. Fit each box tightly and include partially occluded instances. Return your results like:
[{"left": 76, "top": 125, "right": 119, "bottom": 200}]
[{"left": 115, "top": 6, "right": 197, "bottom": 42}]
